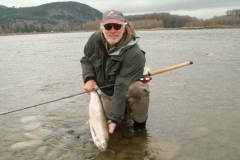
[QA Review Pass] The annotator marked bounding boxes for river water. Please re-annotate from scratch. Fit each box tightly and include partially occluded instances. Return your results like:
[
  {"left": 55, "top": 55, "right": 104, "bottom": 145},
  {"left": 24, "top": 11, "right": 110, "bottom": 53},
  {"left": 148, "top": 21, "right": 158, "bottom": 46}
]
[{"left": 0, "top": 29, "right": 240, "bottom": 159}]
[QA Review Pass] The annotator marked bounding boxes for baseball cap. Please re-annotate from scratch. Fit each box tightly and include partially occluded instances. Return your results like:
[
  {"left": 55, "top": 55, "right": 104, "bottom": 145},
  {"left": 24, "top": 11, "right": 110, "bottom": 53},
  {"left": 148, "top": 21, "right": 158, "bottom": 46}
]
[{"left": 102, "top": 10, "right": 125, "bottom": 25}]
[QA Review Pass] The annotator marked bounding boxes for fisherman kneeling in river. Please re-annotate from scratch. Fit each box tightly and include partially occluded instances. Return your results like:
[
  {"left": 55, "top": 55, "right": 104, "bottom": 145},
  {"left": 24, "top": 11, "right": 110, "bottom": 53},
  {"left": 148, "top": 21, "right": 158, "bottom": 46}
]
[{"left": 80, "top": 9, "right": 150, "bottom": 135}]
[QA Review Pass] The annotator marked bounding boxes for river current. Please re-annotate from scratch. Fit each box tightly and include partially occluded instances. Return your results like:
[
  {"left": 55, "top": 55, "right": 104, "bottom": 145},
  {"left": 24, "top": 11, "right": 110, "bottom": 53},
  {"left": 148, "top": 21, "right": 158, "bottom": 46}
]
[{"left": 0, "top": 29, "right": 240, "bottom": 159}]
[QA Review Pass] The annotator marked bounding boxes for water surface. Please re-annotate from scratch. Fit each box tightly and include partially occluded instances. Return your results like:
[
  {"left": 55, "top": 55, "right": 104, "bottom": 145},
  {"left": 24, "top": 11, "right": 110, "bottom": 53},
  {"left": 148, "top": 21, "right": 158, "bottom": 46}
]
[{"left": 0, "top": 29, "right": 240, "bottom": 159}]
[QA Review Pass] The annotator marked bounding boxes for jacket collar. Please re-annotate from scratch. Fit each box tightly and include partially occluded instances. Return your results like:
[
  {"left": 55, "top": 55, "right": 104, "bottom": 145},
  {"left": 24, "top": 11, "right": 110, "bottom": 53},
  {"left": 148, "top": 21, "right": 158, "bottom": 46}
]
[{"left": 110, "top": 31, "right": 140, "bottom": 56}]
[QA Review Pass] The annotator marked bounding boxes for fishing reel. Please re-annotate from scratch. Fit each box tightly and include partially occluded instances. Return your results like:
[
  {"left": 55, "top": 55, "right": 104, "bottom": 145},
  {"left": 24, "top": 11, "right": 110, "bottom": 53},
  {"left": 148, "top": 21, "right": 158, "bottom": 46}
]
[{"left": 140, "top": 75, "right": 152, "bottom": 83}]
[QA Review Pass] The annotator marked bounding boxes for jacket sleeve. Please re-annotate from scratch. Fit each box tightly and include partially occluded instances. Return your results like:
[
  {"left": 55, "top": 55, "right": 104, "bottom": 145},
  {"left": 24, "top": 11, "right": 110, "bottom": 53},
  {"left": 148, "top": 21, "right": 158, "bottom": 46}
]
[
  {"left": 80, "top": 33, "right": 97, "bottom": 83},
  {"left": 107, "top": 47, "right": 145, "bottom": 123}
]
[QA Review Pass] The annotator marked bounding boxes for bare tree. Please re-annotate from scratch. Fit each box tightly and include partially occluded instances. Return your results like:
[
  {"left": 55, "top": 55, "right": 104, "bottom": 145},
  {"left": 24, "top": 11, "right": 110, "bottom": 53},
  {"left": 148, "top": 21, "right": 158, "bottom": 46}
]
[{"left": 81, "top": 19, "right": 101, "bottom": 30}]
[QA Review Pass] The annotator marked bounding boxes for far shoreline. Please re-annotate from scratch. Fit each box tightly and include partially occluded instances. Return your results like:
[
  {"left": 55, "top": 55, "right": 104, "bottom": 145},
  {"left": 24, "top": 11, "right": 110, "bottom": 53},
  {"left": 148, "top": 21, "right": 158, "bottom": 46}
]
[{"left": 1, "top": 26, "right": 240, "bottom": 36}]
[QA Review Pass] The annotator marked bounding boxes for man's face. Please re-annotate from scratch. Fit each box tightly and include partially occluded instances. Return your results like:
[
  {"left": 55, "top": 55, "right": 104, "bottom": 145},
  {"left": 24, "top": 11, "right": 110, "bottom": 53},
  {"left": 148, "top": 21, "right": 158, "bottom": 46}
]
[{"left": 102, "top": 23, "right": 125, "bottom": 47}]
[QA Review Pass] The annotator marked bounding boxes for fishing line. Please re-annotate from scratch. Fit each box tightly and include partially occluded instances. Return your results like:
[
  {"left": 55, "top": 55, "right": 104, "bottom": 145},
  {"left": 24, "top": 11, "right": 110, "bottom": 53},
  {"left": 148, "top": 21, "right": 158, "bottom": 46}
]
[{"left": 0, "top": 84, "right": 114, "bottom": 116}]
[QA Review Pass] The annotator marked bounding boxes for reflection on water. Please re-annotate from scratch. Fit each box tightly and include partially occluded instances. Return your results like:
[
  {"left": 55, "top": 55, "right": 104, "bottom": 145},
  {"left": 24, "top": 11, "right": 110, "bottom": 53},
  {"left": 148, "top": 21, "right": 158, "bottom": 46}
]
[{"left": 0, "top": 29, "right": 240, "bottom": 159}]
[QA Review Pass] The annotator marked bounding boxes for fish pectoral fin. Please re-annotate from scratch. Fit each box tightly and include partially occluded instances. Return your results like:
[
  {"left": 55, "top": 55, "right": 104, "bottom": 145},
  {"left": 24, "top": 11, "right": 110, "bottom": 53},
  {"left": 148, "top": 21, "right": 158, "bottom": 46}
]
[
  {"left": 85, "top": 120, "right": 89, "bottom": 125},
  {"left": 85, "top": 111, "right": 89, "bottom": 118},
  {"left": 84, "top": 95, "right": 90, "bottom": 104},
  {"left": 90, "top": 126, "right": 97, "bottom": 143},
  {"left": 91, "top": 127, "right": 97, "bottom": 137},
  {"left": 85, "top": 111, "right": 90, "bottom": 124}
]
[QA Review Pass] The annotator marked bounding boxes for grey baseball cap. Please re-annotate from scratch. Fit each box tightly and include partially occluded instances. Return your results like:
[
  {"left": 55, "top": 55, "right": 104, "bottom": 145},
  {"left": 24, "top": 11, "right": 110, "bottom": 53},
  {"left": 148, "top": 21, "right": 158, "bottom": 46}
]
[{"left": 102, "top": 10, "right": 124, "bottom": 25}]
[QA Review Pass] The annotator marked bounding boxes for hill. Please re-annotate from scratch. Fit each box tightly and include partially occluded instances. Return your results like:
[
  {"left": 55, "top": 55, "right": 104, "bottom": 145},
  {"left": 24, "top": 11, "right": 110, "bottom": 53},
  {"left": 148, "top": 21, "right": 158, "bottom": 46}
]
[
  {"left": 0, "top": 2, "right": 239, "bottom": 34},
  {"left": 0, "top": 1, "right": 102, "bottom": 32},
  {"left": 0, "top": 5, "right": 8, "bottom": 9}
]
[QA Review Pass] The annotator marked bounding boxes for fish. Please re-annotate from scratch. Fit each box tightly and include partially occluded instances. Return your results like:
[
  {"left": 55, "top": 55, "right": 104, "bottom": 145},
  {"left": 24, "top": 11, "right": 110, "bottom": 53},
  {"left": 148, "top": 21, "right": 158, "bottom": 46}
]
[{"left": 88, "top": 90, "right": 109, "bottom": 151}]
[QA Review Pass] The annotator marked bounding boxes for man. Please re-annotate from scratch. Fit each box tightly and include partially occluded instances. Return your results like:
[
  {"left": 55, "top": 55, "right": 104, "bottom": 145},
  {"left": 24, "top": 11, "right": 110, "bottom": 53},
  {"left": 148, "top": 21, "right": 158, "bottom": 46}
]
[{"left": 80, "top": 9, "right": 150, "bottom": 135}]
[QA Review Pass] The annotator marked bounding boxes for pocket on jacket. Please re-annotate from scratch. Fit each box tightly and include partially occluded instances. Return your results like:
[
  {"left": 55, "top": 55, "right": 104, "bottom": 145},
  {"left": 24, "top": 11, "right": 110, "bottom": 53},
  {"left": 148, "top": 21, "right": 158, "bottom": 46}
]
[
  {"left": 89, "top": 53, "right": 102, "bottom": 67},
  {"left": 105, "top": 59, "right": 122, "bottom": 84},
  {"left": 106, "top": 60, "right": 122, "bottom": 76}
]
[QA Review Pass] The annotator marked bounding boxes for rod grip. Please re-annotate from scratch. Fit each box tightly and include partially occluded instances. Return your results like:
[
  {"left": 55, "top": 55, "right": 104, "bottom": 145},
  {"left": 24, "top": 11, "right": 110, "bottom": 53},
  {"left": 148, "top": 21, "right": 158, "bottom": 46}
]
[{"left": 150, "top": 61, "right": 193, "bottom": 76}]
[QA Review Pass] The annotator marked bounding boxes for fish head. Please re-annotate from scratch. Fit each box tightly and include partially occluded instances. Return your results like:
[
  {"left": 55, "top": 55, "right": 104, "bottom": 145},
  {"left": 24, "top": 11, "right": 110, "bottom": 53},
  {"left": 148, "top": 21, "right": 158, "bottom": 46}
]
[{"left": 95, "top": 137, "right": 108, "bottom": 151}]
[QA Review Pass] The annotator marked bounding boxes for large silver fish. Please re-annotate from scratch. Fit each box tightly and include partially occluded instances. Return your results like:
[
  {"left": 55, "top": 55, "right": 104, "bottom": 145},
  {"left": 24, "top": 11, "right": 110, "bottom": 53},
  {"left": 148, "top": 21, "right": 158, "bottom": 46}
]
[{"left": 88, "top": 90, "right": 109, "bottom": 151}]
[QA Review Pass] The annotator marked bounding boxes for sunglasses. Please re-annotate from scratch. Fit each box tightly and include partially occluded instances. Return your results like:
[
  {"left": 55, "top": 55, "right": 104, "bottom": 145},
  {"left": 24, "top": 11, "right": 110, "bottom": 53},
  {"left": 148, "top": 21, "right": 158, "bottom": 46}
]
[{"left": 103, "top": 23, "right": 123, "bottom": 30}]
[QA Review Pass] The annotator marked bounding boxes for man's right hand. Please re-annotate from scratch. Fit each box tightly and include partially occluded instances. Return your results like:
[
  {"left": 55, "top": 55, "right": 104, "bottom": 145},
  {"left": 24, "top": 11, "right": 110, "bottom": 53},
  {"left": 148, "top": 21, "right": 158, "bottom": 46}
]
[
  {"left": 84, "top": 80, "right": 98, "bottom": 94},
  {"left": 108, "top": 123, "right": 116, "bottom": 134}
]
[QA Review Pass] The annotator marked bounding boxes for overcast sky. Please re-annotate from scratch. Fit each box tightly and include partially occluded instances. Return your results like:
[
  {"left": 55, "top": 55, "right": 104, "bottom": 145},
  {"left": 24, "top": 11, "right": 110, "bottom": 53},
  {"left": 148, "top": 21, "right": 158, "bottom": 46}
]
[{"left": 1, "top": 0, "right": 240, "bottom": 19}]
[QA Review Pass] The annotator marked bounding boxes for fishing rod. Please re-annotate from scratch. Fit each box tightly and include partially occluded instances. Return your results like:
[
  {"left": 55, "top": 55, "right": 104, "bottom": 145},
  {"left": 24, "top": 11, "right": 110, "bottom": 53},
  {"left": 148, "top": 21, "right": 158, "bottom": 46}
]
[{"left": 0, "top": 61, "right": 193, "bottom": 116}]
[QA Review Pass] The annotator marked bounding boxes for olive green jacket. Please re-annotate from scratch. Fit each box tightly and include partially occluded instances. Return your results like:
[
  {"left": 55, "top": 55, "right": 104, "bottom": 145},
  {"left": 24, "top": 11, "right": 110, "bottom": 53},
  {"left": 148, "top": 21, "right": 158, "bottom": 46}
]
[{"left": 80, "top": 24, "right": 146, "bottom": 123}]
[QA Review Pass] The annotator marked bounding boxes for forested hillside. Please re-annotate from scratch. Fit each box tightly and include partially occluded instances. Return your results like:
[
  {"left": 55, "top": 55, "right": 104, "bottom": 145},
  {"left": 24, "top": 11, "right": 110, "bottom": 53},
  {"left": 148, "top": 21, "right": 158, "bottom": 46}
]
[{"left": 0, "top": 2, "right": 102, "bottom": 33}]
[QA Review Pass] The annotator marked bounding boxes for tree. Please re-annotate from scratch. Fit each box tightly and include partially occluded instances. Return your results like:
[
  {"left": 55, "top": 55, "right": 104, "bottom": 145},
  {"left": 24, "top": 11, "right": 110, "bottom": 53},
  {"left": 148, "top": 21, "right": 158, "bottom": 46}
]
[
  {"left": 81, "top": 19, "right": 101, "bottom": 30},
  {"left": 24, "top": 23, "right": 29, "bottom": 32},
  {"left": 1, "top": 24, "right": 6, "bottom": 29},
  {"left": 226, "top": 9, "right": 240, "bottom": 17},
  {"left": 40, "top": 25, "right": 46, "bottom": 32}
]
